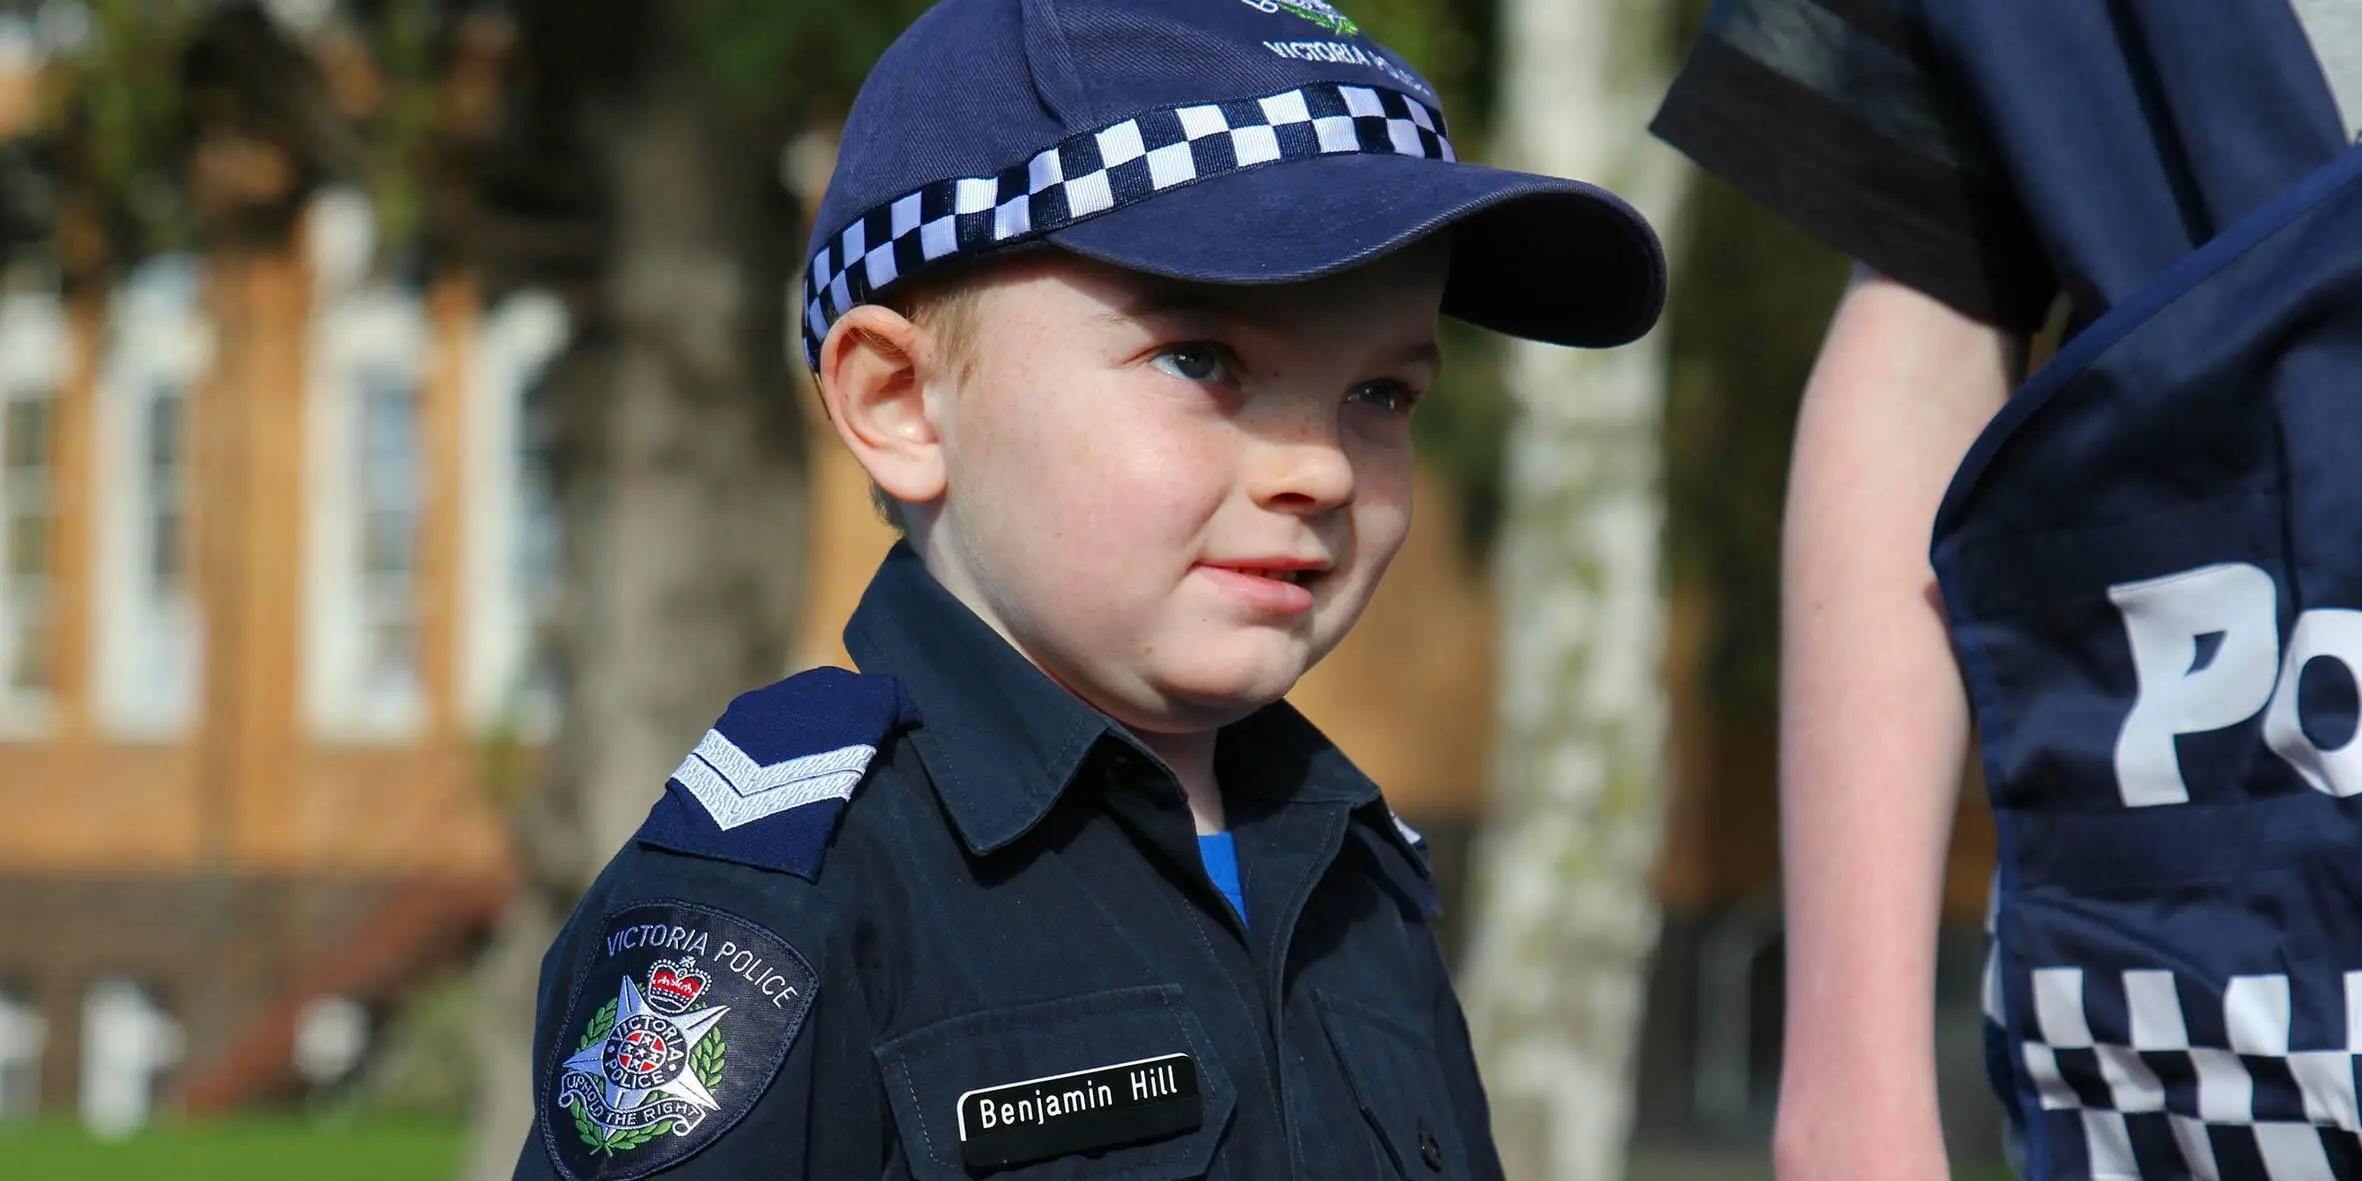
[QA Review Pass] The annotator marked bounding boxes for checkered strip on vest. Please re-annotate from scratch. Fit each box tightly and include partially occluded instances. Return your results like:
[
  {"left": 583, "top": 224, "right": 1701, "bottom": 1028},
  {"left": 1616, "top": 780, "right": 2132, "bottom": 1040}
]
[
  {"left": 2016, "top": 966, "right": 2362, "bottom": 1179},
  {"left": 800, "top": 81, "right": 1454, "bottom": 367}
]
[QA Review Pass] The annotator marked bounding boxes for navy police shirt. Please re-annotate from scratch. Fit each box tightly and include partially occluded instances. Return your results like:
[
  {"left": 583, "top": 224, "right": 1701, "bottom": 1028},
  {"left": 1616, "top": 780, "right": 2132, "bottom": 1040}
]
[{"left": 515, "top": 544, "right": 1497, "bottom": 1180}]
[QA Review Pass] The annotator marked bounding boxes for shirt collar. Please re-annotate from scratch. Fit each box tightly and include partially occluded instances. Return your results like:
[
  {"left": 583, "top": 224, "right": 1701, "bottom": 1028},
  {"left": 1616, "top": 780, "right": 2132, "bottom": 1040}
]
[
  {"left": 845, "top": 544, "right": 1119, "bottom": 854},
  {"left": 844, "top": 543, "right": 1384, "bottom": 853},
  {"left": 1214, "top": 699, "right": 1383, "bottom": 808}
]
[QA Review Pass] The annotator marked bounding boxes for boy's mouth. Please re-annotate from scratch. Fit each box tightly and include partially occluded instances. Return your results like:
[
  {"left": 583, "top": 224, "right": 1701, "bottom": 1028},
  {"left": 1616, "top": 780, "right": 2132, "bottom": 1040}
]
[
  {"left": 1202, "top": 559, "right": 1329, "bottom": 584},
  {"left": 1194, "top": 559, "right": 1331, "bottom": 612},
  {"left": 1231, "top": 567, "right": 1310, "bottom": 584}
]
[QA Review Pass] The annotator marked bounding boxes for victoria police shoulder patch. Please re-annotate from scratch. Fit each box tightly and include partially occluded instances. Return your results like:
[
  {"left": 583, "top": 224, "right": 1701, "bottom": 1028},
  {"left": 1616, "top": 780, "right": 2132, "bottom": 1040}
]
[
  {"left": 539, "top": 901, "right": 817, "bottom": 1181},
  {"left": 634, "top": 667, "right": 915, "bottom": 881}
]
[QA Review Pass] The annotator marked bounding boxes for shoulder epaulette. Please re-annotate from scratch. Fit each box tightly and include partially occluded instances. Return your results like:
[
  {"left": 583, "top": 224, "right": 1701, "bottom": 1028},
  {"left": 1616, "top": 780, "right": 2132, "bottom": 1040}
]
[
  {"left": 633, "top": 667, "right": 917, "bottom": 881},
  {"left": 1359, "top": 804, "right": 1442, "bottom": 919}
]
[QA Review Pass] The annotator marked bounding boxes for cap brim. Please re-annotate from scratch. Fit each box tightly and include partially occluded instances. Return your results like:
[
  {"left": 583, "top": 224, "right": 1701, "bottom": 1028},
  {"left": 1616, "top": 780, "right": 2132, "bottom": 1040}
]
[{"left": 1045, "top": 151, "right": 1666, "bottom": 348}]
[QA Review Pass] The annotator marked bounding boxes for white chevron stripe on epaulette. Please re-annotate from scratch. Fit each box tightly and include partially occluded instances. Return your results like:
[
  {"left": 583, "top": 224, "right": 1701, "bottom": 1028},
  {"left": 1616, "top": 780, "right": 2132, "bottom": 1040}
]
[
  {"left": 1391, "top": 811, "right": 1424, "bottom": 850},
  {"left": 669, "top": 729, "right": 879, "bottom": 831}
]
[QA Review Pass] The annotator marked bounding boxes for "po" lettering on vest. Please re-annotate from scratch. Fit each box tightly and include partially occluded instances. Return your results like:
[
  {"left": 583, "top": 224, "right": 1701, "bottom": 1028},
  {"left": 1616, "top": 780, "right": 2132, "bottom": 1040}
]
[{"left": 2110, "top": 561, "right": 2362, "bottom": 806}]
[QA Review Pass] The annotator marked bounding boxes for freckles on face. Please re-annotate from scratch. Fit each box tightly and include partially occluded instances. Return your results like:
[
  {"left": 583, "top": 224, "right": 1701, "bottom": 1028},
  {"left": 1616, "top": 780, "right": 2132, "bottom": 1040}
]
[
  {"left": 925, "top": 247, "right": 1447, "bottom": 732},
  {"left": 947, "top": 306, "right": 1235, "bottom": 599}
]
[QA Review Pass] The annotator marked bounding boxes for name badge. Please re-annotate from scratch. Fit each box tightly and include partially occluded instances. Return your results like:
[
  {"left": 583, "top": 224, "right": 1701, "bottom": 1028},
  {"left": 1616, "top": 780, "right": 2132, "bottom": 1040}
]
[{"left": 957, "top": 1052, "right": 1201, "bottom": 1170}]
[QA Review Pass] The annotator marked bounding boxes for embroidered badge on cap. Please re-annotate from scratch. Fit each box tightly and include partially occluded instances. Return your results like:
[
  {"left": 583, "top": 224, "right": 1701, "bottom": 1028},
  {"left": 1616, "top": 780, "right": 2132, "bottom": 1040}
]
[
  {"left": 539, "top": 901, "right": 816, "bottom": 1181},
  {"left": 1243, "top": 0, "right": 1360, "bottom": 35},
  {"left": 958, "top": 1053, "right": 1203, "bottom": 1171}
]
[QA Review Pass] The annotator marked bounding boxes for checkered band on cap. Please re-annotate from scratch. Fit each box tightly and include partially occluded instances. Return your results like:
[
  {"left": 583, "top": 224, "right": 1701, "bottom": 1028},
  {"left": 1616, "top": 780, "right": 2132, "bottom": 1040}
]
[{"left": 801, "top": 81, "right": 1454, "bottom": 367}]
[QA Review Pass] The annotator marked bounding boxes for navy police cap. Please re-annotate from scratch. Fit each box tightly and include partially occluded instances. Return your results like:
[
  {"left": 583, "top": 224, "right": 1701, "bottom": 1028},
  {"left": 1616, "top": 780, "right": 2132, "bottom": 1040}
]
[{"left": 801, "top": 0, "right": 1668, "bottom": 367}]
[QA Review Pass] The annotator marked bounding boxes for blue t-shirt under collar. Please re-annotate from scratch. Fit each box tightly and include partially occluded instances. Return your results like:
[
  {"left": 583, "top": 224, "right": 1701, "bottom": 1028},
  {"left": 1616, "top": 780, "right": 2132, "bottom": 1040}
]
[{"left": 1197, "top": 832, "right": 1246, "bottom": 927}]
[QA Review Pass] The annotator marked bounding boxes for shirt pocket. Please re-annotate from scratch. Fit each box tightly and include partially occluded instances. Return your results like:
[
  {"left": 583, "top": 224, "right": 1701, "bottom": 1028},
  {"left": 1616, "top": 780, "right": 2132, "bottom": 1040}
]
[
  {"left": 1313, "top": 990, "right": 1467, "bottom": 1180},
  {"left": 874, "top": 983, "right": 1235, "bottom": 1180}
]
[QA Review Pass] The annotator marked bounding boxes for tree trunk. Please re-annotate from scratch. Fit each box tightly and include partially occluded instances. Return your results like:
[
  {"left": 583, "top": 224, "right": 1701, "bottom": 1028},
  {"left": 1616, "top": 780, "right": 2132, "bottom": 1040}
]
[
  {"left": 1456, "top": 0, "right": 1688, "bottom": 1177},
  {"left": 462, "top": 15, "right": 809, "bottom": 1178}
]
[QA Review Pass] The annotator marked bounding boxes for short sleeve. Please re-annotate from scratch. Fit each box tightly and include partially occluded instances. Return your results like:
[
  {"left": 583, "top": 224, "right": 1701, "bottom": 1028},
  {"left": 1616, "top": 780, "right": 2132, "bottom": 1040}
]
[{"left": 1651, "top": 0, "right": 2057, "bottom": 332}]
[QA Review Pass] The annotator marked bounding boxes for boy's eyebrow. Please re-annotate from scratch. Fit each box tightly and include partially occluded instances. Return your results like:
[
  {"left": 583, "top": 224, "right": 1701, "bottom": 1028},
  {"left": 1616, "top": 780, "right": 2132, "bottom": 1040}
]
[
  {"left": 1106, "top": 285, "right": 1447, "bottom": 369},
  {"left": 1389, "top": 337, "right": 1445, "bottom": 370}
]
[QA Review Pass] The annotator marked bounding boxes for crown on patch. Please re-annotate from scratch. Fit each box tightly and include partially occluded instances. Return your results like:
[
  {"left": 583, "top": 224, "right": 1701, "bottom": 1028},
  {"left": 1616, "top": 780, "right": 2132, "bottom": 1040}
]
[{"left": 645, "top": 958, "right": 711, "bottom": 1014}]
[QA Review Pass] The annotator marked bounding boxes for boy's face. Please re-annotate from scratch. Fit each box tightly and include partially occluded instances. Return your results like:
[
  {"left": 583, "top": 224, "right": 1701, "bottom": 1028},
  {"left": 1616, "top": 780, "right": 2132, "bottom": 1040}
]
[{"left": 920, "top": 247, "right": 1446, "bottom": 736}]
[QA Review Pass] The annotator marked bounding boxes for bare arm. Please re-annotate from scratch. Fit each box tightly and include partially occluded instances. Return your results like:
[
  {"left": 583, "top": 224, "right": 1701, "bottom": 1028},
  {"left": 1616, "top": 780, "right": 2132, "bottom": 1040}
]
[{"left": 1773, "top": 269, "right": 2018, "bottom": 1181}]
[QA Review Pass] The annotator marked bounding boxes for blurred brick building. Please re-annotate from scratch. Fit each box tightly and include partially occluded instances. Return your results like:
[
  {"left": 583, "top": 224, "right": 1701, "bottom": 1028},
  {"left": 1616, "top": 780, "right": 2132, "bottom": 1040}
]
[{"left": 0, "top": 187, "right": 559, "bottom": 1117}]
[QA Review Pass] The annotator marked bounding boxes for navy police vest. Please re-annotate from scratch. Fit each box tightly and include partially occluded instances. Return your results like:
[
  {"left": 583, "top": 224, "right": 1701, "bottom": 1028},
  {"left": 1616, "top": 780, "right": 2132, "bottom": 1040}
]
[
  {"left": 1936, "top": 144, "right": 2362, "bottom": 1178},
  {"left": 1891, "top": 3, "right": 2362, "bottom": 1174}
]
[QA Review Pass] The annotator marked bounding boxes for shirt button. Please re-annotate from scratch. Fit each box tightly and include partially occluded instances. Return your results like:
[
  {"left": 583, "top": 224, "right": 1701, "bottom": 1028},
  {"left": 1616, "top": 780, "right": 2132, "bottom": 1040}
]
[{"left": 1418, "top": 1123, "right": 1443, "bottom": 1172}]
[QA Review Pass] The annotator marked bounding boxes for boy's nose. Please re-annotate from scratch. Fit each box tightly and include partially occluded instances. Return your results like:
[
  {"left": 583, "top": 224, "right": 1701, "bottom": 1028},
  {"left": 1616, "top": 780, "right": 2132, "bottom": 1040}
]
[{"left": 1247, "top": 422, "right": 1356, "bottom": 515}]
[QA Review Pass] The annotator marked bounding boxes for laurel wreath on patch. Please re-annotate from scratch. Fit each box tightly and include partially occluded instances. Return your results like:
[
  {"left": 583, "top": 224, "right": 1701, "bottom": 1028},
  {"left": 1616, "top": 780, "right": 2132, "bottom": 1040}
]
[
  {"left": 569, "top": 998, "right": 729, "bottom": 1156},
  {"left": 1304, "top": 8, "right": 1357, "bottom": 34},
  {"left": 1275, "top": 0, "right": 1359, "bottom": 35},
  {"left": 695, "top": 1034, "right": 727, "bottom": 1092}
]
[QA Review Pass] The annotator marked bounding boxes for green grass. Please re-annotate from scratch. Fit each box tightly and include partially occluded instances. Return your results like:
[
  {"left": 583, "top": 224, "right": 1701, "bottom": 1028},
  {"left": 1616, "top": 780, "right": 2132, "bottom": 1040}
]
[
  {"left": 1626, "top": 1148, "right": 2018, "bottom": 1181},
  {"left": 0, "top": 1123, "right": 2025, "bottom": 1181},
  {"left": 0, "top": 1119, "right": 465, "bottom": 1181}
]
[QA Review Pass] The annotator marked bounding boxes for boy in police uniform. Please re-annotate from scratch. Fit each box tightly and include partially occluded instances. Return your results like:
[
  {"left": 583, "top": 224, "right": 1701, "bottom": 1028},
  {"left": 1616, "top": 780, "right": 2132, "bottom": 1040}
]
[
  {"left": 1657, "top": 3, "right": 2362, "bottom": 1179},
  {"left": 516, "top": 0, "right": 1663, "bottom": 1177}
]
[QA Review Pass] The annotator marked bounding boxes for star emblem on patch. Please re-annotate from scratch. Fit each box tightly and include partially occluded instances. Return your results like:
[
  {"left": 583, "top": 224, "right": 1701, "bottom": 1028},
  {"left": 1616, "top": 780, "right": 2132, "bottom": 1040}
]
[
  {"left": 558, "top": 958, "right": 730, "bottom": 1153},
  {"left": 537, "top": 902, "right": 818, "bottom": 1181}
]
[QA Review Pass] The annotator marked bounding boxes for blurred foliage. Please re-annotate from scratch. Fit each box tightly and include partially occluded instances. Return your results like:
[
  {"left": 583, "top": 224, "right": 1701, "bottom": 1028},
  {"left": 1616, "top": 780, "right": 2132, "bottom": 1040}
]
[
  {"left": 677, "top": 0, "right": 1498, "bottom": 127},
  {"left": 684, "top": 0, "right": 938, "bottom": 114},
  {"left": 351, "top": 0, "right": 439, "bottom": 265},
  {"left": 11, "top": 0, "right": 387, "bottom": 278},
  {"left": 359, "top": 969, "right": 481, "bottom": 1120},
  {"left": 1660, "top": 173, "right": 1848, "bottom": 712},
  {"left": 30, "top": 0, "right": 204, "bottom": 272},
  {"left": 1350, "top": 0, "right": 1497, "bottom": 131},
  {"left": 1419, "top": 318, "right": 1514, "bottom": 555},
  {"left": 1654, "top": 0, "right": 1847, "bottom": 715}
]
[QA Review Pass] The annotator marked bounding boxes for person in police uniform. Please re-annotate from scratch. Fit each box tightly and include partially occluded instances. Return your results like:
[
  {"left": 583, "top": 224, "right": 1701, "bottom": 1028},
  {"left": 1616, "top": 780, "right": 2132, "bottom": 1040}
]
[
  {"left": 1657, "top": 3, "right": 2362, "bottom": 1179},
  {"left": 512, "top": 1, "right": 1667, "bottom": 1177}
]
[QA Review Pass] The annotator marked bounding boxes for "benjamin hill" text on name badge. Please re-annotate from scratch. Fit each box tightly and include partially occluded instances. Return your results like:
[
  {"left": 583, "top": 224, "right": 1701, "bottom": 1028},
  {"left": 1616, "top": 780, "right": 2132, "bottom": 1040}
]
[{"left": 956, "top": 1052, "right": 1202, "bottom": 1169}]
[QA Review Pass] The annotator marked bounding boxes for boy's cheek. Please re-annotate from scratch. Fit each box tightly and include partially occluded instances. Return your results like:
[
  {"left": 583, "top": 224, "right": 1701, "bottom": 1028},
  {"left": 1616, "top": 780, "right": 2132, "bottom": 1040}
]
[{"left": 1353, "top": 477, "right": 1416, "bottom": 558}]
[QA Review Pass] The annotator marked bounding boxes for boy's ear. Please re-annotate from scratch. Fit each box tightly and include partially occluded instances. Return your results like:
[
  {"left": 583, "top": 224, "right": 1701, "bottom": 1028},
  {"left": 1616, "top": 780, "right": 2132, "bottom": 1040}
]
[{"left": 816, "top": 305, "right": 949, "bottom": 510}]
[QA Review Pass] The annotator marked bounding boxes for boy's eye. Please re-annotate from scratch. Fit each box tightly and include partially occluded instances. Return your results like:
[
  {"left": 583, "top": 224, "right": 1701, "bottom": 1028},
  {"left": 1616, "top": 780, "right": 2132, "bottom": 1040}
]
[
  {"left": 1345, "top": 380, "right": 1422, "bottom": 414},
  {"left": 1150, "top": 344, "right": 1233, "bottom": 384}
]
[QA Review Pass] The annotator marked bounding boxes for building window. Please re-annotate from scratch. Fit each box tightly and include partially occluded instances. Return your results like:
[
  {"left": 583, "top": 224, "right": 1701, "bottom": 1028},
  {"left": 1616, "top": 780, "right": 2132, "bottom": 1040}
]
[
  {"left": 2, "top": 392, "right": 52, "bottom": 697},
  {"left": 302, "top": 183, "right": 436, "bottom": 739},
  {"left": 0, "top": 285, "right": 65, "bottom": 730},
  {"left": 144, "top": 391, "right": 185, "bottom": 596},
  {"left": 461, "top": 289, "right": 569, "bottom": 737},
  {"left": 302, "top": 258, "right": 430, "bottom": 741},
  {"left": 356, "top": 369, "right": 421, "bottom": 702},
  {"left": 515, "top": 376, "right": 561, "bottom": 702},
  {"left": 94, "top": 256, "right": 207, "bottom": 738}
]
